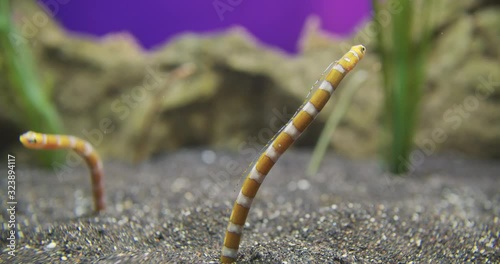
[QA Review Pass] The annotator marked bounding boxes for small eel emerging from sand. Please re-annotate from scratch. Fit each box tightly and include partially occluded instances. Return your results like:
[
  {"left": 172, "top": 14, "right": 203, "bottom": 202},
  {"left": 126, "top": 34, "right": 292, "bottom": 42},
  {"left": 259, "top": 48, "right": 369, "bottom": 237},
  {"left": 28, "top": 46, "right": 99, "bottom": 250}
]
[
  {"left": 20, "top": 131, "right": 105, "bottom": 212},
  {"left": 221, "top": 45, "right": 366, "bottom": 263}
]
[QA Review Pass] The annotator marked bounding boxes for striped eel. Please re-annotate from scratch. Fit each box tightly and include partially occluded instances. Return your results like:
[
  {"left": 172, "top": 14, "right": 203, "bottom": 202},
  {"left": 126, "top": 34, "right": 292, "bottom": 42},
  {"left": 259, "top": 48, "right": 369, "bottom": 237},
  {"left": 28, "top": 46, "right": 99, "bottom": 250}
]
[
  {"left": 221, "top": 45, "right": 366, "bottom": 263},
  {"left": 19, "top": 131, "right": 105, "bottom": 212}
]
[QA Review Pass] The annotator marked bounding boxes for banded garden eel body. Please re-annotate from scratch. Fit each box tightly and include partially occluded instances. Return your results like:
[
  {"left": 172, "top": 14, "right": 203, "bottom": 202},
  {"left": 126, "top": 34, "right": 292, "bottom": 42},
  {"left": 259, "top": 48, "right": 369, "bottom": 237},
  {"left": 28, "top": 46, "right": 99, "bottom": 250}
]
[
  {"left": 19, "top": 131, "right": 105, "bottom": 212},
  {"left": 221, "top": 45, "right": 366, "bottom": 263}
]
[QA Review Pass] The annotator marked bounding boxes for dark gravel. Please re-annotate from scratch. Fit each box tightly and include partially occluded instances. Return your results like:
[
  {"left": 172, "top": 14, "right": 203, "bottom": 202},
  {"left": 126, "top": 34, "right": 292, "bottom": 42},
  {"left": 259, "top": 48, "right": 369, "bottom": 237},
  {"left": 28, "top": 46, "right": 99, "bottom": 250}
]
[{"left": 1, "top": 150, "right": 499, "bottom": 263}]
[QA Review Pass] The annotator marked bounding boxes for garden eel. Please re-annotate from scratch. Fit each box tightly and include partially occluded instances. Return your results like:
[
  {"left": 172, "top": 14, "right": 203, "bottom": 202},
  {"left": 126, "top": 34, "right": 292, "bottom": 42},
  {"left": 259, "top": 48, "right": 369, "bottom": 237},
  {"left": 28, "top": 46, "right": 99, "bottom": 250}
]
[
  {"left": 19, "top": 131, "right": 105, "bottom": 212},
  {"left": 16, "top": 45, "right": 365, "bottom": 261},
  {"left": 221, "top": 45, "right": 366, "bottom": 263}
]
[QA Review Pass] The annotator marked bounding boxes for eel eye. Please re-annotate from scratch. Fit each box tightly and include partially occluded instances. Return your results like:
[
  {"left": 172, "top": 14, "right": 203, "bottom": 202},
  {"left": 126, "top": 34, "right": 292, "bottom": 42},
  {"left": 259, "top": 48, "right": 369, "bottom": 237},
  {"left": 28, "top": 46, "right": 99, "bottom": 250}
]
[{"left": 28, "top": 137, "right": 37, "bottom": 144}]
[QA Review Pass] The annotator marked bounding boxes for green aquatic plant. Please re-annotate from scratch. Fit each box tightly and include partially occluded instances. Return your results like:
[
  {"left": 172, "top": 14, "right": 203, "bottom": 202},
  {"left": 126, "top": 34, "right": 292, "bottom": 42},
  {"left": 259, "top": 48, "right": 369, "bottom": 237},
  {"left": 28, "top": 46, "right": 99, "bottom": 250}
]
[
  {"left": 0, "top": 1, "right": 65, "bottom": 165},
  {"left": 307, "top": 0, "right": 434, "bottom": 175},
  {"left": 372, "top": 0, "right": 434, "bottom": 174}
]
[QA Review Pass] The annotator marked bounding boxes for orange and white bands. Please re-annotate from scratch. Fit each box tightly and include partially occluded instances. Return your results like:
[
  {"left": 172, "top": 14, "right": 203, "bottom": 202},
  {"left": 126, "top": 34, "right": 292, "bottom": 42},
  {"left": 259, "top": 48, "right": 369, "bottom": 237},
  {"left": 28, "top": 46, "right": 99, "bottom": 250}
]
[
  {"left": 221, "top": 45, "right": 366, "bottom": 263},
  {"left": 20, "top": 131, "right": 105, "bottom": 212}
]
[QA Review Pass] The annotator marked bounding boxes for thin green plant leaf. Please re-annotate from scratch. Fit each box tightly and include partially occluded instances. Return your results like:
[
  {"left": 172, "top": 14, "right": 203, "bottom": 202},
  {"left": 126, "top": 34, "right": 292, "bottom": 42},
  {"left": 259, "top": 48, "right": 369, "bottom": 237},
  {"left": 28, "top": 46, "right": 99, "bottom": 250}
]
[
  {"left": 0, "top": 1, "right": 65, "bottom": 166},
  {"left": 372, "top": 0, "right": 434, "bottom": 174}
]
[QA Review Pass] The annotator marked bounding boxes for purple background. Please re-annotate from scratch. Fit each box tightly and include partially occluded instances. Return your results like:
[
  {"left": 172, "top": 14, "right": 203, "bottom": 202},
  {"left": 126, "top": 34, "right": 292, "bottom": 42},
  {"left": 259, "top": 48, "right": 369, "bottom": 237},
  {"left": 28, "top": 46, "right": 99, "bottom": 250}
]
[{"left": 39, "top": 0, "right": 371, "bottom": 53}]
